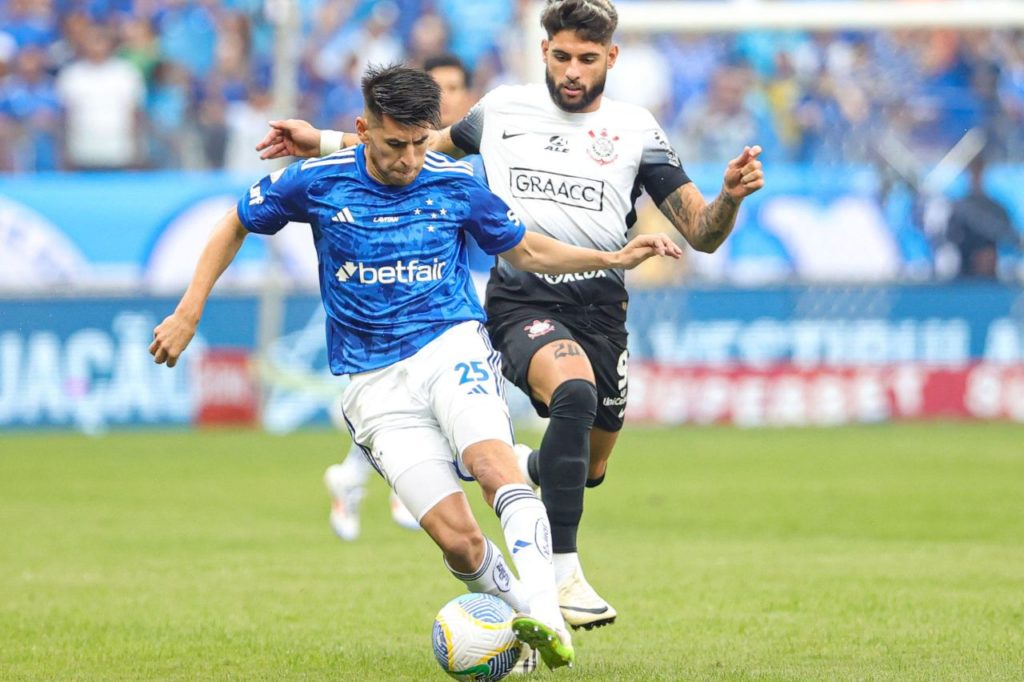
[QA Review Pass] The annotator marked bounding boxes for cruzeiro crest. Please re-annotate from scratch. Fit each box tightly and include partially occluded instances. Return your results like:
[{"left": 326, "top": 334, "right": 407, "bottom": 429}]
[{"left": 587, "top": 128, "right": 620, "bottom": 166}]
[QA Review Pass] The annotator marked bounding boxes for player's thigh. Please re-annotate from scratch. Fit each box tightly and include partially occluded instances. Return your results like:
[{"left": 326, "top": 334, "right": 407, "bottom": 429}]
[
  {"left": 486, "top": 311, "right": 593, "bottom": 407},
  {"left": 341, "top": 364, "right": 450, "bottom": 486},
  {"left": 527, "top": 337, "right": 595, "bottom": 405},
  {"left": 575, "top": 328, "right": 629, "bottom": 432},
  {"left": 421, "top": 322, "right": 516, "bottom": 466}
]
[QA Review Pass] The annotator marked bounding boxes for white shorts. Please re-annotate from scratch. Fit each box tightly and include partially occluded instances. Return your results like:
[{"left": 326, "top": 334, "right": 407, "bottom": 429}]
[{"left": 340, "top": 321, "right": 514, "bottom": 520}]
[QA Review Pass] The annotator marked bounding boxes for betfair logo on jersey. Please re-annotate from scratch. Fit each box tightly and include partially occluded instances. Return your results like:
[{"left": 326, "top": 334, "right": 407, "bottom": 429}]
[
  {"left": 335, "top": 259, "right": 445, "bottom": 284},
  {"left": 509, "top": 168, "right": 605, "bottom": 212}
]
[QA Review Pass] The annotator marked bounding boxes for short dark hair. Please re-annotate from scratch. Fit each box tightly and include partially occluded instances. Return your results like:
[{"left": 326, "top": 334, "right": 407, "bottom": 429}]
[
  {"left": 540, "top": 0, "right": 618, "bottom": 44},
  {"left": 423, "top": 53, "right": 472, "bottom": 89},
  {"left": 361, "top": 63, "right": 441, "bottom": 129}
]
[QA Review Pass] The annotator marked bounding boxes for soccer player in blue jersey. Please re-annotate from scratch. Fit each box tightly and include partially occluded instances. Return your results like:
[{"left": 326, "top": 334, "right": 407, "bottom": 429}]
[
  {"left": 324, "top": 54, "right": 486, "bottom": 543},
  {"left": 149, "top": 64, "right": 680, "bottom": 671}
]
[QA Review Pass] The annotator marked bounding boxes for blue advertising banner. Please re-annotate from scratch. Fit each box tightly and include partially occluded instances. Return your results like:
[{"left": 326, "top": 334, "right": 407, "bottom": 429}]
[
  {"left": 2, "top": 284, "right": 1023, "bottom": 430},
  {"left": 2, "top": 166, "right": 1022, "bottom": 291}
]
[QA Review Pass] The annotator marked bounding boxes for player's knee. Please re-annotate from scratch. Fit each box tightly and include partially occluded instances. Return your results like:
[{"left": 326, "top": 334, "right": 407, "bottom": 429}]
[
  {"left": 548, "top": 378, "right": 597, "bottom": 425},
  {"left": 464, "top": 443, "right": 519, "bottom": 495}
]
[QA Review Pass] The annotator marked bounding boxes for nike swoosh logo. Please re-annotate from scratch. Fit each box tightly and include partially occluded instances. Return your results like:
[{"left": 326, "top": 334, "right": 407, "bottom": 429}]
[
  {"left": 502, "top": 131, "right": 527, "bottom": 139},
  {"left": 560, "top": 604, "right": 611, "bottom": 614}
]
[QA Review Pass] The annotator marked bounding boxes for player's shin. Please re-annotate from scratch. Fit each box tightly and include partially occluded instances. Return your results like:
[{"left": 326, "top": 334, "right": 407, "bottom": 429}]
[
  {"left": 445, "top": 537, "right": 530, "bottom": 614},
  {"left": 537, "top": 379, "right": 597, "bottom": 564},
  {"left": 492, "top": 483, "right": 563, "bottom": 628}
]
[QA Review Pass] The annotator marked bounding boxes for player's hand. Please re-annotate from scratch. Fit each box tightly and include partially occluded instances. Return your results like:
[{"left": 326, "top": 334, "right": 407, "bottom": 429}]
[
  {"left": 149, "top": 312, "right": 198, "bottom": 368},
  {"left": 615, "top": 233, "right": 683, "bottom": 269},
  {"left": 255, "top": 119, "right": 322, "bottom": 160},
  {"left": 723, "top": 145, "right": 764, "bottom": 200}
]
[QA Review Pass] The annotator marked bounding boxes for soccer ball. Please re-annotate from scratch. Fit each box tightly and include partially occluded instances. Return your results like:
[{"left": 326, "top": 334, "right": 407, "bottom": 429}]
[{"left": 432, "top": 593, "right": 522, "bottom": 681}]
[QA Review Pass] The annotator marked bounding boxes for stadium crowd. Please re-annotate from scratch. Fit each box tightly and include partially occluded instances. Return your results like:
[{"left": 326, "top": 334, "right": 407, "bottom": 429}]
[{"left": 1, "top": 0, "right": 1023, "bottom": 174}]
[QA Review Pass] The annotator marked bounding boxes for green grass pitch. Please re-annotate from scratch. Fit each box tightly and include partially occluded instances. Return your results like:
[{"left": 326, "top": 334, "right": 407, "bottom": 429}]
[{"left": 1, "top": 423, "right": 1022, "bottom": 680}]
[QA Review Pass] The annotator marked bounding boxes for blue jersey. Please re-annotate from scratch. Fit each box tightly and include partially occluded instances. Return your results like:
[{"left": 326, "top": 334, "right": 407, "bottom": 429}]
[{"left": 236, "top": 147, "right": 525, "bottom": 375}]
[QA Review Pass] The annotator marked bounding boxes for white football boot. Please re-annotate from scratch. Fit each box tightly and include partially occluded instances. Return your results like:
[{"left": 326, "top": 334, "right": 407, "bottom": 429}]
[
  {"left": 324, "top": 464, "right": 364, "bottom": 542},
  {"left": 558, "top": 567, "right": 618, "bottom": 630}
]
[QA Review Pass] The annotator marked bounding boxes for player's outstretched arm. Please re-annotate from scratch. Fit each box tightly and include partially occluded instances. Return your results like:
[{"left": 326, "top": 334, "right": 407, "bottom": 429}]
[
  {"left": 256, "top": 120, "right": 464, "bottom": 160},
  {"left": 256, "top": 119, "right": 339, "bottom": 160},
  {"left": 149, "top": 209, "right": 249, "bottom": 368},
  {"left": 501, "top": 231, "right": 682, "bottom": 275},
  {"left": 659, "top": 145, "right": 765, "bottom": 253}
]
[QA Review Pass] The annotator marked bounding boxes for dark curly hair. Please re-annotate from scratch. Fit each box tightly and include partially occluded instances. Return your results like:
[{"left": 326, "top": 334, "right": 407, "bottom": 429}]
[{"left": 540, "top": 0, "right": 618, "bottom": 44}]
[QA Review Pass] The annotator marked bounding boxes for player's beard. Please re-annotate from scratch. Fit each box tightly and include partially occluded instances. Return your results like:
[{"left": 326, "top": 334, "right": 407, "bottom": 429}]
[{"left": 545, "top": 67, "right": 606, "bottom": 113}]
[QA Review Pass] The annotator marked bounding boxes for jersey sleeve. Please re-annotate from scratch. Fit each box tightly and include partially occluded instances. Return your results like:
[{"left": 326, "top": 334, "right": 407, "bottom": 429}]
[
  {"left": 639, "top": 118, "right": 691, "bottom": 205},
  {"left": 236, "top": 160, "right": 311, "bottom": 235},
  {"left": 450, "top": 85, "right": 505, "bottom": 154},
  {"left": 462, "top": 180, "right": 526, "bottom": 255}
]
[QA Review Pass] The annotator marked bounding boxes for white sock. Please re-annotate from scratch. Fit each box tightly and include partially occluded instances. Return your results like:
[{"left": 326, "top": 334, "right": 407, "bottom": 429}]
[
  {"left": 493, "top": 483, "right": 563, "bottom": 628},
  {"left": 445, "top": 538, "right": 530, "bottom": 613},
  {"left": 553, "top": 552, "right": 582, "bottom": 586},
  {"left": 336, "top": 442, "right": 372, "bottom": 485}
]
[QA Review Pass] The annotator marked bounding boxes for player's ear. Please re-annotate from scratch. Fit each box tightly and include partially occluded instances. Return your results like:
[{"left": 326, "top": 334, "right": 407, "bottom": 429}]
[
  {"left": 355, "top": 116, "right": 370, "bottom": 143},
  {"left": 607, "top": 43, "right": 619, "bottom": 69},
  {"left": 541, "top": 39, "right": 549, "bottom": 63}
]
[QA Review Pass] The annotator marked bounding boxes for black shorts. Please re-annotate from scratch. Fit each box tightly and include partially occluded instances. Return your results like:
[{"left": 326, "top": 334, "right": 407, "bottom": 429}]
[{"left": 485, "top": 302, "right": 629, "bottom": 432}]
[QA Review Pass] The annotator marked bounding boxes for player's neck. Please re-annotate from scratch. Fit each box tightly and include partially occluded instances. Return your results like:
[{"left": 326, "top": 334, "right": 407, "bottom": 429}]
[{"left": 361, "top": 147, "right": 393, "bottom": 187}]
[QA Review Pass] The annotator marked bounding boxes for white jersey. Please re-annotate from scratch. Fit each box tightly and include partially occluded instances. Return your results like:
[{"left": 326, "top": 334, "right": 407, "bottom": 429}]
[{"left": 451, "top": 83, "right": 689, "bottom": 307}]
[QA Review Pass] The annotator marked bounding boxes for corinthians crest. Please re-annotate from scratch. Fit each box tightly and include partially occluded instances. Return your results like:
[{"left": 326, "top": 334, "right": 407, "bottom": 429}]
[{"left": 587, "top": 128, "right": 619, "bottom": 165}]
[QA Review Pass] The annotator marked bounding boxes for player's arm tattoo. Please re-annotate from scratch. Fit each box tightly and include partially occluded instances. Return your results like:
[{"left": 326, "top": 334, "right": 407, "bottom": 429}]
[
  {"left": 658, "top": 183, "right": 741, "bottom": 253},
  {"left": 553, "top": 342, "right": 583, "bottom": 360}
]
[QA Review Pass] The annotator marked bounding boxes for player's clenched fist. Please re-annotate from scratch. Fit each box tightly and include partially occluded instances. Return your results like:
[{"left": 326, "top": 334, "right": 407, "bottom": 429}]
[
  {"left": 149, "top": 313, "right": 198, "bottom": 368},
  {"left": 723, "top": 145, "right": 765, "bottom": 200},
  {"left": 616, "top": 233, "right": 683, "bottom": 268}
]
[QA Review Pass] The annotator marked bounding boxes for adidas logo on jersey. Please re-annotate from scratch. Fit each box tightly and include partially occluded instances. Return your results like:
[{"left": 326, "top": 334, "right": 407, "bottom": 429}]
[
  {"left": 335, "top": 259, "right": 446, "bottom": 284},
  {"left": 331, "top": 207, "right": 356, "bottom": 223}
]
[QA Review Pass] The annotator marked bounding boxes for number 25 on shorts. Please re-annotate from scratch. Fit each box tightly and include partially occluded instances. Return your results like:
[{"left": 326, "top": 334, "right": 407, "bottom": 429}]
[{"left": 455, "top": 361, "right": 490, "bottom": 385}]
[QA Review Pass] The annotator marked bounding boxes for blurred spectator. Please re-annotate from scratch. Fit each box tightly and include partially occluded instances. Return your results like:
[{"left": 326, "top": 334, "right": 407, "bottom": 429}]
[
  {"left": 3, "top": 0, "right": 59, "bottom": 49},
  {"left": 196, "top": 96, "right": 228, "bottom": 169},
  {"left": 436, "top": 0, "right": 513, "bottom": 71},
  {"left": 406, "top": 12, "right": 449, "bottom": 68},
  {"left": 0, "top": 46, "right": 61, "bottom": 171},
  {"left": 55, "top": 22, "right": 145, "bottom": 170},
  {"left": 424, "top": 53, "right": 473, "bottom": 127},
  {"left": 673, "top": 63, "right": 776, "bottom": 163},
  {"left": 146, "top": 60, "right": 191, "bottom": 168},
  {"left": 313, "top": 1, "right": 402, "bottom": 81},
  {"left": 153, "top": 0, "right": 217, "bottom": 79},
  {"left": 606, "top": 33, "right": 672, "bottom": 120},
  {"left": 117, "top": 16, "right": 159, "bottom": 85},
  {"left": 946, "top": 154, "right": 1019, "bottom": 280},
  {"left": 223, "top": 85, "right": 275, "bottom": 173}
]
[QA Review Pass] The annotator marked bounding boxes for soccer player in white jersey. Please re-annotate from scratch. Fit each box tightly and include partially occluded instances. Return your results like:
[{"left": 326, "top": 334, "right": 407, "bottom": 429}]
[
  {"left": 323, "top": 55, "right": 482, "bottom": 543},
  {"left": 255, "top": 0, "right": 765, "bottom": 632},
  {"left": 151, "top": 64, "right": 682, "bottom": 670}
]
